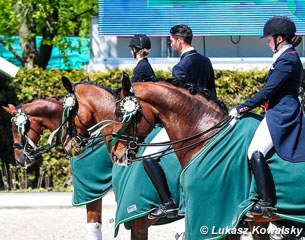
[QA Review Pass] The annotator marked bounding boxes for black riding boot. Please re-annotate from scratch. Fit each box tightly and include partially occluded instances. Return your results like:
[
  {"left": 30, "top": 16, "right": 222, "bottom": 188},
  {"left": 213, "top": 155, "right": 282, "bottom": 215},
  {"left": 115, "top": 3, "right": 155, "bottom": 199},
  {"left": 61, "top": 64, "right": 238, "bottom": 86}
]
[
  {"left": 249, "top": 151, "right": 277, "bottom": 218},
  {"left": 143, "top": 157, "right": 178, "bottom": 219}
]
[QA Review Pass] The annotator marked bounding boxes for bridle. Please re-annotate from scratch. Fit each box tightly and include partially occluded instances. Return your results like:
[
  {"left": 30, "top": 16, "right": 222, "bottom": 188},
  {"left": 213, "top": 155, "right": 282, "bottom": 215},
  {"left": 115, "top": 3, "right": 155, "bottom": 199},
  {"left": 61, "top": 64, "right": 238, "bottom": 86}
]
[
  {"left": 11, "top": 105, "right": 60, "bottom": 162},
  {"left": 108, "top": 93, "right": 149, "bottom": 164},
  {"left": 110, "top": 90, "right": 232, "bottom": 165},
  {"left": 61, "top": 92, "right": 115, "bottom": 156},
  {"left": 11, "top": 94, "right": 85, "bottom": 162}
]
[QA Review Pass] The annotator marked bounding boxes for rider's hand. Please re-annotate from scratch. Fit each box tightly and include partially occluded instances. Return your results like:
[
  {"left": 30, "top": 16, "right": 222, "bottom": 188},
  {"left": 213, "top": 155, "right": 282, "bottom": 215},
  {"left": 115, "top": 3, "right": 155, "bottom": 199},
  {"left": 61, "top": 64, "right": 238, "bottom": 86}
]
[{"left": 229, "top": 108, "right": 240, "bottom": 118}]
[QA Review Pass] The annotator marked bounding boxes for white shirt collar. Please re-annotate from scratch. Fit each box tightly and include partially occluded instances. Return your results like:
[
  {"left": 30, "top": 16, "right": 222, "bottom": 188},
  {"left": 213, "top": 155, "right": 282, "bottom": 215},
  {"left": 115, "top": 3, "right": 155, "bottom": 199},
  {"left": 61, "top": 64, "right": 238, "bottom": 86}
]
[
  {"left": 181, "top": 47, "right": 195, "bottom": 56},
  {"left": 272, "top": 44, "right": 293, "bottom": 63}
]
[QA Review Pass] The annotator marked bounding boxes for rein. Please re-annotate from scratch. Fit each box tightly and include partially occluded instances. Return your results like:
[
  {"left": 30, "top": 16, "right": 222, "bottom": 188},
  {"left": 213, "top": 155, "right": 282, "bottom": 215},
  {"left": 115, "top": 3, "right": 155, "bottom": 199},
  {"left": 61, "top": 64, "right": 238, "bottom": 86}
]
[{"left": 127, "top": 116, "right": 232, "bottom": 163}]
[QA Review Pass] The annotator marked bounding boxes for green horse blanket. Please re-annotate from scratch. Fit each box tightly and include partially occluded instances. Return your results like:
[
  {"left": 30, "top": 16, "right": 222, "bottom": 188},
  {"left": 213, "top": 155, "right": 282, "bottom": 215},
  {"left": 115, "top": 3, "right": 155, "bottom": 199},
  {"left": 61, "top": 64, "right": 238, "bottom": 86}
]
[
  {"left": 112, "top": 125, "right": 185, "bottom": 237},
  {"left": 70, "top": 138, "right": 113, "bottom": 206},
  {"left": 181, "top": 112, "right": 305, "bottom": 240}
]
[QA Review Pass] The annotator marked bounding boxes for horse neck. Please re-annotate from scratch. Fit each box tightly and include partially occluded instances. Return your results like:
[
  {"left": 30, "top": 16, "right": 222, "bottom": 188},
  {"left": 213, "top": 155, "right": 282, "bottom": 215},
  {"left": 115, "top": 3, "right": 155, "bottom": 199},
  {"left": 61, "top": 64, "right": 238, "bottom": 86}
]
[
  {"left": 75, "top": 85, "right": 116, "bottom": 129},
  {"left": 134, "top": 83, "right": 226, "bottom": 167},
  {"left": 25, "top": 98, "right": 63, "bottom": 132}
]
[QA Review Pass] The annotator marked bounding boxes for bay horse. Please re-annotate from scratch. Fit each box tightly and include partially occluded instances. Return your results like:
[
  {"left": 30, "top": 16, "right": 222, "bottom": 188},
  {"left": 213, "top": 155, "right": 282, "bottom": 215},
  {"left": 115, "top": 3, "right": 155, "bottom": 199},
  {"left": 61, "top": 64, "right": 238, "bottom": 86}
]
[
  {"left": 2, "top": 97, "right": 110, "bottom": 240},
  {"left": 3, "top": 77, "right": 183, "bottom": 240},
  {"left": 107, "top": 74, "right": 305, "bottom": 240}
]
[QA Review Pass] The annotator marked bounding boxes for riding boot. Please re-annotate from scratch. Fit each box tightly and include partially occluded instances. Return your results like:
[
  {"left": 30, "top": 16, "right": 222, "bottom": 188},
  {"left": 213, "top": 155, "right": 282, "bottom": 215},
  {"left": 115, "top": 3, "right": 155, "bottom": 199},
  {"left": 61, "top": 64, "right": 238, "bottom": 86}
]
[
  {"left": 142, "top": 157, "right": 178, "bottom": 219},
  {"left": 249, "top": 151, "right": 277, "bottom": 218}
]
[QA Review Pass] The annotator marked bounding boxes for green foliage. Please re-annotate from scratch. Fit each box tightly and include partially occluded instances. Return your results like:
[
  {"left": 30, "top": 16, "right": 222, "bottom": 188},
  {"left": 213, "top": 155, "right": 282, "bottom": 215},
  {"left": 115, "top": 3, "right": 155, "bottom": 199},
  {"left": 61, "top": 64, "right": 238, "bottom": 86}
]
[
  {"left": 0, "top": 0, "right": 97, "bottom": 38},
  {"left": 1, "top": 67, "right": 271, "bottom": 191},
  {"left": 215, "top": 68, "right": 268, "bottom": 114},
  {"left": 0, "top": 0, "right": 97, "bottom": 68}
]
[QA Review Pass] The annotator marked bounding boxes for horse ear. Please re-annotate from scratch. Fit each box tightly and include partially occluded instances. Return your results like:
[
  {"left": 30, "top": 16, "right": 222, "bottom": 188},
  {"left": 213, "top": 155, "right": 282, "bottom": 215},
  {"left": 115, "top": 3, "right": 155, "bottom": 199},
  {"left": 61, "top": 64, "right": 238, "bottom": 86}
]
[
  {"left": 62, "top": 76, "right": 73, "bottom": 93},
  {"left": 121, "top": 72, "right": 132, "bottom": 96},
  {"left": 2, "top": 104, "right": 17, "bottom": 116}
]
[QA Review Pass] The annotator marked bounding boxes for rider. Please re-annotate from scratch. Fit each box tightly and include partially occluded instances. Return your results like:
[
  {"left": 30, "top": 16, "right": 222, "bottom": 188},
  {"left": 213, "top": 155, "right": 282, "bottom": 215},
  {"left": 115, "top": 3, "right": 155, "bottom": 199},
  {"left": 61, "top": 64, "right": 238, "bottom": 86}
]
[
  {"left": 136, "top": 25, "right": 217, "bottom": 219},
  {"left": 229, "top": 15, "right": 305, "bottom": 218},
  {"left": 128, "top": 34, "right": 155, "bottom": 83},
  {"left": 129, "top": 34, "right": 178, "bottom": 219},
  {"left": 170, "top": 24, "right": 216, "bottom": 98}
]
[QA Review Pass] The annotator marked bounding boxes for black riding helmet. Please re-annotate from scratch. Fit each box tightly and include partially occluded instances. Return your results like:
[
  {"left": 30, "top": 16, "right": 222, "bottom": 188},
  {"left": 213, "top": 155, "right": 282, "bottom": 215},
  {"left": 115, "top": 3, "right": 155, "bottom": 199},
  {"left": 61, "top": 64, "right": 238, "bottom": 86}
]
[
  {"left": 261, "top": 15, "right": 296, "bottom": 38},
  {"left": 128, "top": 34, "right": 151, "bottom": 50}
]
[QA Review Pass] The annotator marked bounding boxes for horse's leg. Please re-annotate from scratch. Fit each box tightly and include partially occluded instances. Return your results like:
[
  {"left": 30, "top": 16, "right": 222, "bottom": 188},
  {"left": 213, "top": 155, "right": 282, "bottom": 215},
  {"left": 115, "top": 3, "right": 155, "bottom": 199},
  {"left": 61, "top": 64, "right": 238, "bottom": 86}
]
[
  {"left": 248, "top": 221, "right": 270, "bottom": 240},
  {"left": 130, "top": 217, "right": 158, "bottom": 240},
  {"left": 86, "top": 199, "right": 102, "bottom": 240}
]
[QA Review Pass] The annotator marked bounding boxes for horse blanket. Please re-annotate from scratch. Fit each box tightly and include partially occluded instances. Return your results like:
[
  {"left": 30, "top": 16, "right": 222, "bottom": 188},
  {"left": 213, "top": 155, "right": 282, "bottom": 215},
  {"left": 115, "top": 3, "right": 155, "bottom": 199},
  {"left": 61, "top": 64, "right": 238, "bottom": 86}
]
[
  {"left": 112, "top": 125, "right": 185, "bottom": 237},
  {"left": 181, "top": 112, "right": 305, "bottom": 240},
  {"left": 70, "top": 138, "right": 113, "bottom": 206}
]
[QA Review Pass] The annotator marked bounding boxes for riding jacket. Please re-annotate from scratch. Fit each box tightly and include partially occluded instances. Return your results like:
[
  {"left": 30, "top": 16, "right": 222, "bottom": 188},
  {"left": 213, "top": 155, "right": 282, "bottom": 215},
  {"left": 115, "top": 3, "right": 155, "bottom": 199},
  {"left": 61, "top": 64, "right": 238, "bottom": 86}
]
[
  {"left": 131, "top": 57, "right": 155, "bottom": 83},
  {"left": 172, "top": 49, "right": 216, "bottom": 98},
  {"left": 237, "top": 46, "right": 305, "bottom": 162}
]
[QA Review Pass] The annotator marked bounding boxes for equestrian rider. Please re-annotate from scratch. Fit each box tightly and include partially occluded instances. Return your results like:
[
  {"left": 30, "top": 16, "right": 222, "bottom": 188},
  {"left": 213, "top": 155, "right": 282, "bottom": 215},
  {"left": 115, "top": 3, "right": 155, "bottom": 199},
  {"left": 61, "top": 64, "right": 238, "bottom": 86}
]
[
  {"left": 141, "top": 25, "right": 218, "bottom": 219},
  {"left": 170, "top": 24, "right": 217, "bottom": 98},
  {"left": 129, "top": 34, "right": 155, "bottom": 83},
  {"left": 129, "top": 34, "right": 178, "bottom": 219},
  {"left": 230, "top": 15, "right": 305, "bottom": 218}
]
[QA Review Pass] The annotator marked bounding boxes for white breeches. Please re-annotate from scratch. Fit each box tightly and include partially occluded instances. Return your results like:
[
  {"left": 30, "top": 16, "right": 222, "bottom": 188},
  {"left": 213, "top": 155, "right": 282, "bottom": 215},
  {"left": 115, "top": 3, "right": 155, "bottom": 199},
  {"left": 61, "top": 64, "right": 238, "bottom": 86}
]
[
  {"left": 142, "top": 127, "right": 170, "bottom": 158},
  {"left": 248, "top": 117, "right": 274, "bottom": 159}
]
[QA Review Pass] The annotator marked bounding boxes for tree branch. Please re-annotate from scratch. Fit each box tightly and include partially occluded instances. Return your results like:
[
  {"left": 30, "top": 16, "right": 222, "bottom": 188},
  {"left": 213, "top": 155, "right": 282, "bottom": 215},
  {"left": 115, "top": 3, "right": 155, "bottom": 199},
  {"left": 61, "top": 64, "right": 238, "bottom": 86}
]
[{"left": 0, "top": 38, "right": 24, "bottom": 66}]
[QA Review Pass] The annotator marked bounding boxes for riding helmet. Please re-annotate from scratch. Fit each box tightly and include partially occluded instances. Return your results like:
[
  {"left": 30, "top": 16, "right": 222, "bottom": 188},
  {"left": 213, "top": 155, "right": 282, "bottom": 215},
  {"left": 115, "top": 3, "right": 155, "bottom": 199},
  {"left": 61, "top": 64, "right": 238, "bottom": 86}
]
[
  {"left": 261, "top": 16, "right": 296, "bottom": 38},
  {"left": 128, "top": 34, "right": 151, "bottom": 50}
]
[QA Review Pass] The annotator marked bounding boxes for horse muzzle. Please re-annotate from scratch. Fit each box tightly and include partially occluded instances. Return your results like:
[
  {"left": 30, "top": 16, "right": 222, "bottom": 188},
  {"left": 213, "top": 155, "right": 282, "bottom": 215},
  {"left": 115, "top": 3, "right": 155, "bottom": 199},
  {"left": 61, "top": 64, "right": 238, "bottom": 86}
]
[{"left": 14, "top": 150, "right": 33, "bottom": 168}]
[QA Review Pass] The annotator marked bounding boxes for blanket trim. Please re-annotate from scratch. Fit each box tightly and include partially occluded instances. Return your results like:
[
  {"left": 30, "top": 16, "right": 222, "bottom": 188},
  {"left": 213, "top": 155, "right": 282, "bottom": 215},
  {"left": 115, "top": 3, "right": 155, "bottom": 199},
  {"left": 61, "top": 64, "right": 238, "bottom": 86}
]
[
  {"left": 204, "top": 204, "right": 254, "bottom": 240},
  {"left": 72, "top": 185, "right": 112, "bottom": 206}
]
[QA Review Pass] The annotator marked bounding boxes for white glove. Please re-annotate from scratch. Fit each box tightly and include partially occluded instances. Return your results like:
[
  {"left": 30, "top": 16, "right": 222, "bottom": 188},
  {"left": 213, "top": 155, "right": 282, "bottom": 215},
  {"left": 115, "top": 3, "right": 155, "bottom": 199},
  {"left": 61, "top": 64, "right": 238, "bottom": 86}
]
[{"left": 229, "top": 108, "right": 239, "bottom": 118}]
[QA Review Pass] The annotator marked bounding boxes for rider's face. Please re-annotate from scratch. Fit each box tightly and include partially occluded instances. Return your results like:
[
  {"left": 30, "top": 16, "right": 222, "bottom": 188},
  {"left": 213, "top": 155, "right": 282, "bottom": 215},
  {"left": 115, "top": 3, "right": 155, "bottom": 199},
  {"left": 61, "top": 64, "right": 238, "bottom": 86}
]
[
  {"left": 267, "top": 36, "right": 275, "bottom": 52},
  {"left": 170, "top": 35, "right": 182, "bottom": 52},
  {"left": 267, "top": 35, "right": 284, "bottom": 53}
]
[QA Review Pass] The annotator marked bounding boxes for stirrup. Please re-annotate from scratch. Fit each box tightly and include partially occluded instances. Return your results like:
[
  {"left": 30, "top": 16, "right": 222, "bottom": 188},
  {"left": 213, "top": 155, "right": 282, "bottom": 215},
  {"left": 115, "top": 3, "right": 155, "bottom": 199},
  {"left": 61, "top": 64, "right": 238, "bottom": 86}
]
[
  {"left": 249, "top": 200, "right": 277, "bottom": 219},
  {"left": 148, "top": 199, "right": 178, "bottom": 219}
]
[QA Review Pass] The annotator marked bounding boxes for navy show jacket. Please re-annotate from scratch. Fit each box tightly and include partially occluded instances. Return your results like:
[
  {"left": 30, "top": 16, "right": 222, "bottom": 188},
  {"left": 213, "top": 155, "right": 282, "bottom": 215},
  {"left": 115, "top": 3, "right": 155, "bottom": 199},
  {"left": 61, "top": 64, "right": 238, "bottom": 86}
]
[
  {"left": 172, "top": 49, "right": 216, "bottom": 98},
  {"left": 131, "top": 58, "right": 155, "bottom": 83},
  {"left": 237, "top": 47, "right": 305, "bottom": 162}
]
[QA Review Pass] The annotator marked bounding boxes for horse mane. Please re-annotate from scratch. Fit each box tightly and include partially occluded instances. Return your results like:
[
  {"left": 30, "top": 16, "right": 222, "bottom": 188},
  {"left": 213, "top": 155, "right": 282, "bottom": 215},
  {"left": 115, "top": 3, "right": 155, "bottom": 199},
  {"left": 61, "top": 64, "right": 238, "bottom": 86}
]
[
  {"left": 74, "top": 81, "right": 115, "bottom": 95},
  {"left": 148, "top": 76, "right": 228, "bottom": 113}
]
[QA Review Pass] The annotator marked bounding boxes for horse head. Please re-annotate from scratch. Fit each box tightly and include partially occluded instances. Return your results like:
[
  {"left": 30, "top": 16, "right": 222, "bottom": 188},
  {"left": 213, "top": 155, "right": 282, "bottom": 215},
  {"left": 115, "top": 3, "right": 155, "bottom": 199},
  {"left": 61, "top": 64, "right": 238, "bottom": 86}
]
[
  {"left": 108, "top": 73, "right": 158, "bottom": 166},
  {"left": 2, "top": 98, "right": 63, "bottom": 167},
  {"left": 109, "top": 74, "right": 228, "bottom": 167},
  {"left": 61, "top": 76, "right": 120, "bottom": 157}
]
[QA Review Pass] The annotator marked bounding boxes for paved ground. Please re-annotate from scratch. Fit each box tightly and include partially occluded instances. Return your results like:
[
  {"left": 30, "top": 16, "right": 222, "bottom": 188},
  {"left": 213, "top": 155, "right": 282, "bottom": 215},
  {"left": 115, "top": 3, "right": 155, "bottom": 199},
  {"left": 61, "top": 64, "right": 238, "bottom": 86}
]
[
  {"left": 0, "top": 192, "right": 185, "bottom": 240},
  {"left": 2, "top": 192, "right": 293, "bottom": 240}
]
